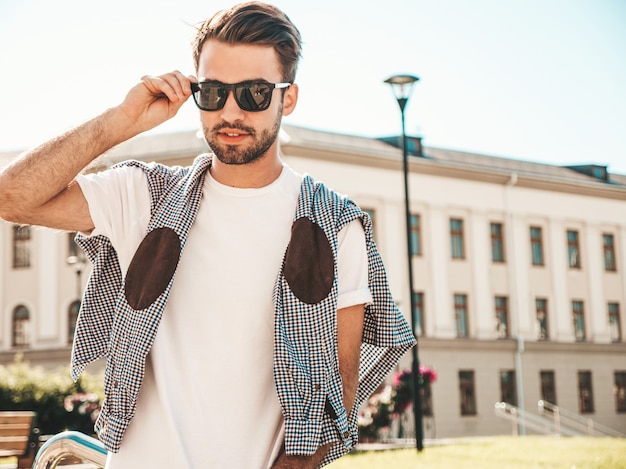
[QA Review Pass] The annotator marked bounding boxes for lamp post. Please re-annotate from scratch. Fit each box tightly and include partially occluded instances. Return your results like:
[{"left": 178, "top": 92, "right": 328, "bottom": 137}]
[
  {"left": 384, "top": 74, "right": 424, "bottom": 451},
  {"left": 66, "top": 255, "right": 87, "bottom": 300}
]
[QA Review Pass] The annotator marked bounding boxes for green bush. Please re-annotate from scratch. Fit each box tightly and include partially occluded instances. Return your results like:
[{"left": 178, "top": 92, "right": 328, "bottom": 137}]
[{"left": 0, "top": 354, "right": 103, "bottom": 436}]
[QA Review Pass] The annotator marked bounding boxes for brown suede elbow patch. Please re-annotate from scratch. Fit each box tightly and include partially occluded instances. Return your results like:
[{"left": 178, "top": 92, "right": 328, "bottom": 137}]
[
  {"left": 283, "top": 218, "right": 334, "bottom": 304},
  {"left": 124, "top": 227, "right": 181, "bottom": 310}
]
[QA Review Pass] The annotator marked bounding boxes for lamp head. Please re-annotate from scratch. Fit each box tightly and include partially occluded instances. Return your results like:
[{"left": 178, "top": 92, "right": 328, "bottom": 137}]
[{"left": 384, "top": 74, "right": 419, "bottom": 111}]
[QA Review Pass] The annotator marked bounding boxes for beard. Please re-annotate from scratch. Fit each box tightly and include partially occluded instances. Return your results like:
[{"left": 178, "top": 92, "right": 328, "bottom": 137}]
[{"left": 204, "top": 109, "right": 282, "bottom": 166}]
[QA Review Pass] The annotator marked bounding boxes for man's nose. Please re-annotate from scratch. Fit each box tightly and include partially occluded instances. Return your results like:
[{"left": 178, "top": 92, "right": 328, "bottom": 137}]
[{"left": 219, "top": 89, "right": 245, "bottom": 121}]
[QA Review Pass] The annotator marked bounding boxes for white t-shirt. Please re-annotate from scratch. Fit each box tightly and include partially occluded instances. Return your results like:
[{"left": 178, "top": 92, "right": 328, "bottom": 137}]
[{"left": 77, "top": 162, "right": 372, "bottom": 469}]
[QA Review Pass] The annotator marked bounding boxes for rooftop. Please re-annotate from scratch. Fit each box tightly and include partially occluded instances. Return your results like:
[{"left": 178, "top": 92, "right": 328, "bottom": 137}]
[{"left": 1, "top": 124, "right": 624, "bottom": 195}]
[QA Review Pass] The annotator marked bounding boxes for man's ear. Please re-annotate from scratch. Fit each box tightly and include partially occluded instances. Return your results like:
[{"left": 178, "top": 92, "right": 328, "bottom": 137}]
[{"left": 282, "top": 83, "right": 299, "bottom": 117}]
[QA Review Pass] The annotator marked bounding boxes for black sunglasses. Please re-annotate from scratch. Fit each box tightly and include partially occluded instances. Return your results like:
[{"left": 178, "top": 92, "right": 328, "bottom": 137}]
[{"left": 191, "top": 80, "right": 291, "bottom": 112}]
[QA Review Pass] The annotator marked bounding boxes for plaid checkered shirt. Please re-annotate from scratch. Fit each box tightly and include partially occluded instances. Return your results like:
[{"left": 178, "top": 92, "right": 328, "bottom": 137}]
[{"left": 71, "top": 154, "right": 416, "bottom": 466}]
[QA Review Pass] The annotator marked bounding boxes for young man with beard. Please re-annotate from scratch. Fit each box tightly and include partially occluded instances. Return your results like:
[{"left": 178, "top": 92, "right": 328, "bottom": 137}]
[{"left": 0, "top": 2, "right": 415, "bottom": 468}]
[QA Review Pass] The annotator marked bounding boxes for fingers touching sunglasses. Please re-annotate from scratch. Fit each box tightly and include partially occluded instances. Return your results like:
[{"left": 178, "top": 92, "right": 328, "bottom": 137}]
[{"left": 191, "top": 80, "right": 291, "bottom": 112}]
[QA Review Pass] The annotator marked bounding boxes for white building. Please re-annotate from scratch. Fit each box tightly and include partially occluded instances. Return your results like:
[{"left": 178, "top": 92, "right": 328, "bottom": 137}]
[{"left": 1, "top": 125, "right": 625, "bottom": 439}]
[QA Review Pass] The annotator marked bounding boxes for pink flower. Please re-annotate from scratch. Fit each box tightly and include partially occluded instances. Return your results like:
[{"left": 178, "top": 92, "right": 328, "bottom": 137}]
[{"left": 419, "top": 365, "right": 437, "bottom": 384}]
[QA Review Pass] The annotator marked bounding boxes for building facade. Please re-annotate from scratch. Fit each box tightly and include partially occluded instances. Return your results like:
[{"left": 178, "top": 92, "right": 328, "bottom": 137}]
[{"left": 1, "top": 124, "right": 625, "bottom": 439}]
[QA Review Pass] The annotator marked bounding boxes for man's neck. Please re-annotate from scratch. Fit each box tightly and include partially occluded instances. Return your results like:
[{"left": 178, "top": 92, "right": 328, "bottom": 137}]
[{"left": 209, "top": 153, "right": 284, "bottom": 188}]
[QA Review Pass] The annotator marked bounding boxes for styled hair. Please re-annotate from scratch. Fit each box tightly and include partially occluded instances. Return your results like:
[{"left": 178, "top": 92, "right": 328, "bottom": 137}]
[{"left": 192, "top": 2, "right": 302, "bottom": 83}]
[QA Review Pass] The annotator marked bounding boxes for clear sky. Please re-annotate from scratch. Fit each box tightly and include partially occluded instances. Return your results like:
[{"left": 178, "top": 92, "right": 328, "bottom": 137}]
[{"left": 1, "top": 0, "right": 625, "bottom": 173}]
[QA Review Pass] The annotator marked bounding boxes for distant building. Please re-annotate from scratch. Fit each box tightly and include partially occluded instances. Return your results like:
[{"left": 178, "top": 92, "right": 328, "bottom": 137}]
[{"left": 1, "top": 124, "right": 625, "bottom": 439}]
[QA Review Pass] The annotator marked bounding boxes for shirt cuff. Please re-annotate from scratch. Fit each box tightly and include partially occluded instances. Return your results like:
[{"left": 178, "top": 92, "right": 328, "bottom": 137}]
[{"left": 337, "top": 287, "right": 373, "bottom": 310}]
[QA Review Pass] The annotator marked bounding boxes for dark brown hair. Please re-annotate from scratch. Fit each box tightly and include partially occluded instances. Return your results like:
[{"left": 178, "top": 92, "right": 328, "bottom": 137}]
[{"left": 192, "top": 2, "right": 302, "bottom": 83}]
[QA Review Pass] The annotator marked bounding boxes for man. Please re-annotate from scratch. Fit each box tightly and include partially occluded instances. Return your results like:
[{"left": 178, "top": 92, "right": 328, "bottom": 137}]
[{"left": 0, "top": 2, "right": 415, "bottom": 468}]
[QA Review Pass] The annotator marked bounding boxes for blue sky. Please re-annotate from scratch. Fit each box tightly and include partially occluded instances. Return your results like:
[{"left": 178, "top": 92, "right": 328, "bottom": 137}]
[{"left": 1, "top": 0, "right": 625, "bottom": 173}]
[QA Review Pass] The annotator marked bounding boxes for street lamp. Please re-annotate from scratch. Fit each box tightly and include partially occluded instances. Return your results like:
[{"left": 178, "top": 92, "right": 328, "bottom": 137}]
[
  {"left": 66, "top": 255, "right": 87, "bottom": 300},
  {"left": 384, "top": 73, "right": 424, "bottom": 451}
]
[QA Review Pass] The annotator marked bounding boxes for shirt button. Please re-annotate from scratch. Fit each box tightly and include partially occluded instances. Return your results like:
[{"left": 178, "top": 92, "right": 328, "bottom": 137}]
[
  {"left": 342, "top": 431, "right": 350, "bottom": 439},
  {"left": 315, "top": 384, "right": 321, "bottom": 391}
]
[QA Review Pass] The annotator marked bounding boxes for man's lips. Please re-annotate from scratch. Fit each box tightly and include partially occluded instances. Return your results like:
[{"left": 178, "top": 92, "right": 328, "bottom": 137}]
[
  {"left": 219, "top": 130, "right": 249, "bottom": 137},
  {"left": 216, "top": 130, "right": 250, "bottom": 144}
]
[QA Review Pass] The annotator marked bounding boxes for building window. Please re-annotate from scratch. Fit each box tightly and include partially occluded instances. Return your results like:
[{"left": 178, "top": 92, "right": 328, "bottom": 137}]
[
  {"left": 459, "top": 370, "right": 477, "bottom": 416},
  {"left": 536, "top": 298, "right": 549, "bottom": 340},
  {"left": 490, "top": 222, "right": 505, "bottom": 262},
  {"left": 495, "top": 296, "right": 509, "bottom": 338},
  {"left": 540, "top": 370, "right": 557, "bottom": 405},
  {"left": 68, "top": 232, "right": 81, "bottom": 258},
  {"left": 454, "top": 294, "right": 469, "bottom": 338},
  {"left": 410, "top": 214, "right": 421, "bottom": 256},
  {"left": 592, "top": 166, "right": 607, "bottom": 180},
  {"left": 450, "top": 218, "right": 465, "bottom": 259},
  {"left": 68, "top": 300, "right": 81, "bottom": 344},
  {"left": 412, "top": 291, "right": 424, "bottom": 337},
  {"left": 567, "top": 230, "right": 581, "bottom": 269},
  {"left": 500, "top": 370, "right": 517, "bottom": 406},
  {"left": 603, "top": 234, "right": 617, "bottom": 271},
  {"left": 530, "top": 226, "right": 544, "bottom": 266},
  {"left": 12, "top": 225, "right": 32, "bottom": 269},
  {"left": 609, "top": 303, "right": 622, "bottom": 343},
  {"left": 12, "top": 305, "right": 30, "bottom": 347},
  {"left": 615, "top": 371, "right": 626, "bottom": 413},
  {"left": 572, "top": 300, "right": 586, "bottom": 341},
  {"left": 578, "top": 371, "right": 594, "bottom": 414}
]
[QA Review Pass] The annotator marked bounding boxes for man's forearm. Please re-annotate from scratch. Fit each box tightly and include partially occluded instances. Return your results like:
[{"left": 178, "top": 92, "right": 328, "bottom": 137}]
[
  {"left": 0, "top": 71, "right": 193, "bottom": 230},
  {"left": 0, "top": 106, "right": 133, "bottom": 226},
  {"left": 272, "top": 443, "right": 331, "bottom": 469}
]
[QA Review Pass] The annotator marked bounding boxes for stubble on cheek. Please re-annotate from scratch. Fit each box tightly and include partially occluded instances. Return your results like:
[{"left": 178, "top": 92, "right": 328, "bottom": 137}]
[{"left": 203, "top": 111, "right": 282, "bottom": 165}]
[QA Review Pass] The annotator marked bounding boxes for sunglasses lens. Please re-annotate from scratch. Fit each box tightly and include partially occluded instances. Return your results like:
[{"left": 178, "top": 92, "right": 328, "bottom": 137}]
[
  {"left": 193, "top": 84, "right": 226, "bottom": 111},
  {"left": 235, "top": 83, "right": 273, "bottom": 111},
  {"left": 192, "top": 82, "right": 280, "bottom": 112}
]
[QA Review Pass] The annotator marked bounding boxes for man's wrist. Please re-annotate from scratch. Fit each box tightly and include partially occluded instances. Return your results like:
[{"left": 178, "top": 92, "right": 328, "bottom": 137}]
[{"left": 271, "top": 443, "right": 330, "bottom": 469}]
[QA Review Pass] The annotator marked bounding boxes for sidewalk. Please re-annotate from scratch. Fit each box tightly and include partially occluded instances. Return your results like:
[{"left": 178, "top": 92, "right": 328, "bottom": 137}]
[{"left": 355, "top": 436, "right": 500, "bottom": 451}]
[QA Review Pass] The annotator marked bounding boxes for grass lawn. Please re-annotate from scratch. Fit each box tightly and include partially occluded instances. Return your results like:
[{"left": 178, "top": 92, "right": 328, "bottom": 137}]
[
  {"left": 328, "top": 436, "right": 626, "bottom": 469},
  {"left": 2, "top": 435, "right": 623, "bottom": 468}
]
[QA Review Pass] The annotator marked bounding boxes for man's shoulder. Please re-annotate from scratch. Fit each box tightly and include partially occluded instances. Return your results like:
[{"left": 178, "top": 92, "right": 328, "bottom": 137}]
[
  {"left": 300, "top": 175, "right": 363, "bottom": 227},
  {"left": 115, "top": 154, "right": 210, "bottom": 178},
  {"left": 112, "top": 154, "right": 211, "bottom": 192},
  {"left": 302, "top": 174, "right": 348, "bottom": 202}
]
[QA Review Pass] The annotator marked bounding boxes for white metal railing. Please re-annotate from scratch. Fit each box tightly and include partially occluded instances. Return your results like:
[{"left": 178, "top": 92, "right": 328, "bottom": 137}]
[
  {"left": 32, "top": 431, "right": 107, "bottom": 469},
  {"left": 537, "top": 400, "right": 626, "bottom": 438},
  {"left": 494, "top": 402, "right": 579, "bottom": 436}
]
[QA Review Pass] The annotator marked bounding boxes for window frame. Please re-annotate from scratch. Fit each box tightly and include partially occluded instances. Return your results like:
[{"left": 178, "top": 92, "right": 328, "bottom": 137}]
[
  {"left": 490, "top": 222, "right": 505, "bottom": 263},
  {"left": 540, "top": 370, "right": 557, "bottom": 405},
  {"left": 608, "top": 302, "right": 622, "bottom": 343},
  {"left": 530, "top": 226, "right": 544, "bottom": 266},
  {"left": 495, "top": 296, "right": 509, "bottom": 339},
  {"left": 603, "top": 233, "right": 617, "bottom": 272},
  {"left": 12, "top": 305, "right": 31, "bottom": 347},
  {"left": 454, "top": 293, "right": 469, "bottom": 338},
  {"left": 499, "top": 370, "right": 517, "bottom": 407},
  {"left": 572, "top": 300, "right": 586, "bottom": 341},
  {"left": 410, "top": 213, "right": 421, "bottom": 256},
  {"left": 459, "top": 370, "right": 477, "bottom": 416},
  {"left": 12, "top": 225, "right": 32, "bottom": 269},
  {"left": 536, "top": 298, "right": 549, "bottom": 340},
  {"left": 577, "top": 370, "right": 594, "bottom": 414},
  {"left": 615, "top": 371, "right": 626, "bottom": 413},
  {"left": 567, "top": 230, "right": 581, "bottom": 269},
  {"left": 450, "top": 218, "right": 465, "bottom": 260}
]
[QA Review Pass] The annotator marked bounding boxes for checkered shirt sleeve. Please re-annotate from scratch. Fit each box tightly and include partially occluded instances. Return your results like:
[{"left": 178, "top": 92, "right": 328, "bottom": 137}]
[
  {"left": 71, "top": 155, "right": 211, "bottom": 452},
  {"left": 275, "top": 176, "right": 416, "bottom": 467}
]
